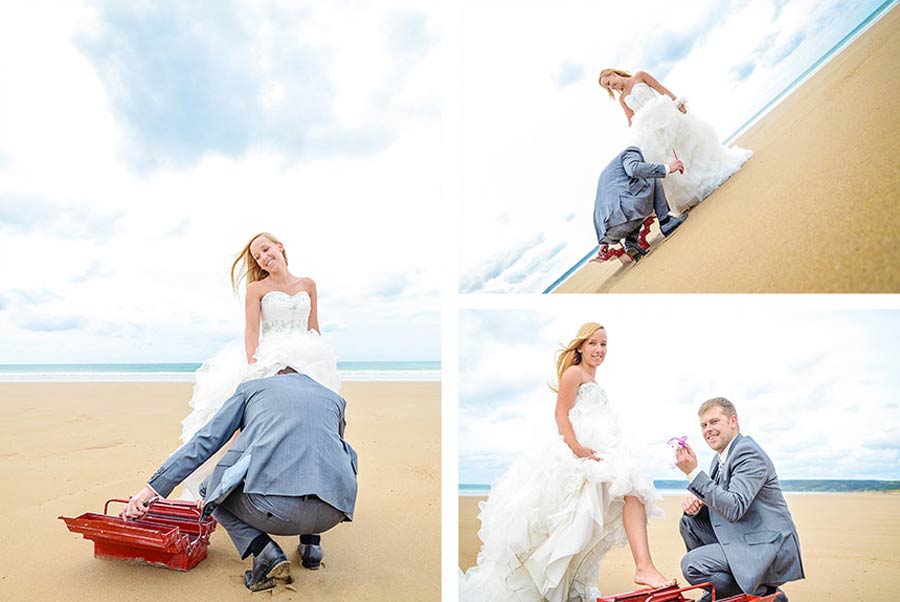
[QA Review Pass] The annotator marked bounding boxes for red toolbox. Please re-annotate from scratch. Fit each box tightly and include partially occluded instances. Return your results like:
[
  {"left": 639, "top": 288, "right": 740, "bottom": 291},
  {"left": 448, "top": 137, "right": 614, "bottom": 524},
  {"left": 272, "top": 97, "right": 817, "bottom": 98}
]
[
  {"left": 60, "top": 498, "right": 217, "bottom": 571},
  {"left": 597, "top": 582, "right": 781, "bottom": 601}
]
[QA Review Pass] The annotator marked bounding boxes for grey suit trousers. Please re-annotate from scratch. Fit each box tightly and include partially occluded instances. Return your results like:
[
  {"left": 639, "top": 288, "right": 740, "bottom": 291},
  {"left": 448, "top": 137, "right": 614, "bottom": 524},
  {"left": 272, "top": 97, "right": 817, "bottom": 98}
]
[
  {"left": 212, "top": 483, "right": 346, "bottom": 557},
  {"left": 600, "top": 179, "right": 672, "bottom": 245},
  {"left": 680, "top": 510, "right": 744, "bottom": 598}
]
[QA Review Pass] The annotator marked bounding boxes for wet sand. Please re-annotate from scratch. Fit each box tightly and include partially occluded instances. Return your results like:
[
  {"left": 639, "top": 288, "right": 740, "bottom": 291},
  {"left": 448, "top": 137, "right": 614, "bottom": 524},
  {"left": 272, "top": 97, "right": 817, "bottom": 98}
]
[
  {"left": 459, "top": 492, "right": 900, "bottom": 601},
  {"left": 0, "top": 381, "right": 440, "bottom": 602},
  {"left": 557, "top": 4, "right": 900, "bottom": 293}
]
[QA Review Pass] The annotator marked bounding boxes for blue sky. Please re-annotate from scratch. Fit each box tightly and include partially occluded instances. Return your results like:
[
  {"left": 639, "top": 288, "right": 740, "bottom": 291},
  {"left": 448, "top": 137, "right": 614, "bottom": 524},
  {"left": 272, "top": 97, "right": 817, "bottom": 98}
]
[
  {"left": 0, "top": 1, "right": 441, "bottom": 363},
  {"left": 458, "top": 0, "right": 893, "bottom": 292},
  {"left": 459, "top": 304, "right": 900, "bottom": 482}
]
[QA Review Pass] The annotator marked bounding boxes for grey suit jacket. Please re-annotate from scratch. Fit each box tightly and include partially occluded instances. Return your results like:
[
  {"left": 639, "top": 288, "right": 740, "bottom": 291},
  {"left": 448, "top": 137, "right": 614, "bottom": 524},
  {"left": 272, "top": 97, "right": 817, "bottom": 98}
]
[
  {"left": 593, "top": 146, "right": 667, "bottom": 243},
  {"left": 148, "top": 373, "right": 358, "bottom": 521},
  {"left": 688, "top": 434, "right": 804, "bottom": 593}
]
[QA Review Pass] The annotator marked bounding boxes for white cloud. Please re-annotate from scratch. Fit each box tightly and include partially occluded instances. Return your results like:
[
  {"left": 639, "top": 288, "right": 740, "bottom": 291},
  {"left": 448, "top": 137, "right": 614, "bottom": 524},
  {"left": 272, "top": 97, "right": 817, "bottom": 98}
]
[{"left": 0, "top": 1, "right": 440, "bottom": 363}]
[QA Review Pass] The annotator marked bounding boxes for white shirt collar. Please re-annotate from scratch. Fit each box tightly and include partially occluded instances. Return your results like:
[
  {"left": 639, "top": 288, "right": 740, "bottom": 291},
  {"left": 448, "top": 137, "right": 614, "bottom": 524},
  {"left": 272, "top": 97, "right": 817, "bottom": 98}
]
[{"left": 718, "top": 435, "right": 737, "bottom": 464}]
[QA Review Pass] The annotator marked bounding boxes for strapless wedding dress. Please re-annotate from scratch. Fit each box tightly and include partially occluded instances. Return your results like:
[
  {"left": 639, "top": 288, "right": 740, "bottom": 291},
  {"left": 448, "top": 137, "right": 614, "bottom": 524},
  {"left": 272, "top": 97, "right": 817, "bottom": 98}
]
[
  {"left": 460, "top": 383, "right": 662, "bottom": 602},
  {"left": 178, "top": 290, "right": 340, "bottom": 499},
  {"left": 624, "top": 82, "right": 752, "bottom": 213}
]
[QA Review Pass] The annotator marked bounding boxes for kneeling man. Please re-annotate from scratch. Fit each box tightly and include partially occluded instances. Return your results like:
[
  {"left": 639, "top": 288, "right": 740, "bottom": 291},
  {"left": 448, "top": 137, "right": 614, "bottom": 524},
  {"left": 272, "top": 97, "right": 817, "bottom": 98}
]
[
  {"left": 675, "top": 397, "right": 803, "bottom": 602},
  {"left": 123, "top": 368, "right": 358, "bottom": 591},
  {"left": 593, "top": 146, "right": 687, "bottom": 262}
]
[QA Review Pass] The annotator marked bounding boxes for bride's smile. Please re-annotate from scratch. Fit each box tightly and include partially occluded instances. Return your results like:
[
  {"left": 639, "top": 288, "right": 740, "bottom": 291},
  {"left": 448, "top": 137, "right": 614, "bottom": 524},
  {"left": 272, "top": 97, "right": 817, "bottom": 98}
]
[
  {"left": 578, "top": 329, "right": 607, "bottom": 369},
  {"left": 251, "top": 237, "right": 287, "bottom": 273}
]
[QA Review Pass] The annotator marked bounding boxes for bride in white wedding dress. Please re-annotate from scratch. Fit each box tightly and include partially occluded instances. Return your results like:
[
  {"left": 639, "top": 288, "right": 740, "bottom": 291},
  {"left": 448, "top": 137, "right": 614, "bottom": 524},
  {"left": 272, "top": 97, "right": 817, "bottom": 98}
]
[
  {"left": 598, "top": 68, "right": 752, "bottom": 214},
  {"left": 178, "top": 232, "right": 340, "bottom": 499},
  {"left": 460, "top": 323, "right": 672, "bottom": 602}
]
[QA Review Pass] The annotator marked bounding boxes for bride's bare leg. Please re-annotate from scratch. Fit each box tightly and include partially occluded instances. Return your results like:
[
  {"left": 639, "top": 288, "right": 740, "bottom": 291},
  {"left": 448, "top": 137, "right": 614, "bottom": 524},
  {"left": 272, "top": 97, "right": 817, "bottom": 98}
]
[{"left": 623, "top": 495, "right": 674, "bottom": 589}]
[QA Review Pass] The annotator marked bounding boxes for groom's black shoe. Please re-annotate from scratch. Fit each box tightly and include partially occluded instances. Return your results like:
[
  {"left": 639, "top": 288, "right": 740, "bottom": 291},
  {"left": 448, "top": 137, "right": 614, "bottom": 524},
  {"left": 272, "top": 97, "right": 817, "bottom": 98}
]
[
  {"left": 298, "top": 542, "right": 323, "bottom": 570},
  {"left": 659, "top": 213, "right": 688, "bottom": 237},
  {"left": 624, "top": 240, "right": 648, "bottom": 262},
  {"left": 244, "top": 541, "right": 293, "bottom": 592}
]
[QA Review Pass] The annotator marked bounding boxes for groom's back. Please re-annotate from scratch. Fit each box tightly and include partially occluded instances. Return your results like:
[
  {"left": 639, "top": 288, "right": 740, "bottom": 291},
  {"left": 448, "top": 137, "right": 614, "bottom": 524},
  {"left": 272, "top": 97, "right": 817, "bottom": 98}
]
[{"left": 237, "top": 373, "right": 359, "bottom": 519}]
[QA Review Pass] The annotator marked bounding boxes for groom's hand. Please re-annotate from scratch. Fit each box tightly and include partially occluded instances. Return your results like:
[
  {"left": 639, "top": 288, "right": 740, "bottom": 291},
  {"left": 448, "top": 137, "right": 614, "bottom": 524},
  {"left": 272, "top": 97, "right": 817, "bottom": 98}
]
[
  {"left": 122, "top": 485, "right": 158, "bottom": 520},
  {"left": 682, "top": 493, "right": 703, "bottom": 516},
  {"left": 675, "top": 444, "right": 698, "bottom": 475}
]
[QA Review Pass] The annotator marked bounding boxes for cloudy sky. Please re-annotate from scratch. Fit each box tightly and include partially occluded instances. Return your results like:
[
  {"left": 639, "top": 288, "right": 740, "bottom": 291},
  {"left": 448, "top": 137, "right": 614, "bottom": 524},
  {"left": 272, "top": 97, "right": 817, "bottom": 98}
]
[
  {"left": 0, "top": 1, "right": 441, "bottom": 363},
  {"left": 458, "top": 0, "right": 892, "bottom": 292},
  {"left": 459, "top": 302, "right": 900, "bottom": 483}
]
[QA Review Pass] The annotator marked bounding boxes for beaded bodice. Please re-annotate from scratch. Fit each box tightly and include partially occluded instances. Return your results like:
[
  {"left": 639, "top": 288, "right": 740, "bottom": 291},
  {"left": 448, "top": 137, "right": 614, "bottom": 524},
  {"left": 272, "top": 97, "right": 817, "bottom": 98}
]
[
  {"left": 259, "top": 290, "right": 311, "bottom": 337},
  {"left": 569, "top": 382, "right": 621, "bottom": 450},
  {"left": 623, "top": 82, "right": 658, "bottom": 113}
]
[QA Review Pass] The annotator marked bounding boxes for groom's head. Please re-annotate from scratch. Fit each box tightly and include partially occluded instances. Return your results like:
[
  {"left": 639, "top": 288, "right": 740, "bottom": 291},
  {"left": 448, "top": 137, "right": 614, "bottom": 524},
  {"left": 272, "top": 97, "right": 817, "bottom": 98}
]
[{"left": 697, "top": 397, "right": 739, "bottom": 453}]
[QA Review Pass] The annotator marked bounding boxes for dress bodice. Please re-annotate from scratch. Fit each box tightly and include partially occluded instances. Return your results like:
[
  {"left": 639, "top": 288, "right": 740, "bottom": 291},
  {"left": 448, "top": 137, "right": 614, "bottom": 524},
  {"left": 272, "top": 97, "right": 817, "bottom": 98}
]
[
  {"left": 568, "top": 382, "right": 621, "bottom": 451},
  {"left": 623, "top": 82, "right": 659, "bottom": 113},
  {"left": 260, "top": 290, "right": 311, "bottom": 337}
]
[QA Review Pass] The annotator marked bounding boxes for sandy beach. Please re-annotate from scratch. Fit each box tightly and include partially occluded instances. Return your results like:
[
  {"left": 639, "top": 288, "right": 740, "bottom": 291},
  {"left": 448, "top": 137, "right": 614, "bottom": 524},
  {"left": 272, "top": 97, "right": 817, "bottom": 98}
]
[
  {"left": 556, "top": 3, "right": 900, "bottom": 293},
  {"left": 0, "top": 381, "right": 440, "bottom": 602},
  {"left": 460, "top": 492, "right": 900, "bottom": 601}
]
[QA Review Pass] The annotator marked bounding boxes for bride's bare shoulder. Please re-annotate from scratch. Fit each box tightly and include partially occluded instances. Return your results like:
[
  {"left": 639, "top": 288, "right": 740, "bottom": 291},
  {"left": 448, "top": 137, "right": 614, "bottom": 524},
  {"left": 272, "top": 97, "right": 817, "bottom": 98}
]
[
  {"left": 295, "top": 276, "right": 316, "bottom": 290},
  {"left": 560, "top": 365, "right": 588, "bottom": 386},
  {"left": 246, "top": 279, "right": 269, "bottom": 299}
]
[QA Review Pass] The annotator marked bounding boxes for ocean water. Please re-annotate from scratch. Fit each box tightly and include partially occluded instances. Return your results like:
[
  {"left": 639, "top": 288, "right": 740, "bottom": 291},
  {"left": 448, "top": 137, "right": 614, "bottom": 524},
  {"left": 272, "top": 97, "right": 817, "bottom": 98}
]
[
  {"left": 459, "top": 483, "right": 685, "bottom": 497},
  {"left": 460, "top": 480, "right": 899, "bottom": 496},
  {"left": 542, "top": 0, "right": 898, "bottom": 294},
  {"left": 0, "top": 361, "right": 440, "bottom": 383}
]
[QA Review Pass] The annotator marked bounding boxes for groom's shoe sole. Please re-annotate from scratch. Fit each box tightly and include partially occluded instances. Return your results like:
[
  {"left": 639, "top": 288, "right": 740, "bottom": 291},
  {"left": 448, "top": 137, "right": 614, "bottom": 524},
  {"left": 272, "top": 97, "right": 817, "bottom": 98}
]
[
  {"left": 244, "top": 559, "right": 293, "bottom": 592},
  {"left": 244, "top": 574, "right": 275, "bottom": 592},
  {"left": 267, "top": 559, "right": 293, "bottom": 582}
]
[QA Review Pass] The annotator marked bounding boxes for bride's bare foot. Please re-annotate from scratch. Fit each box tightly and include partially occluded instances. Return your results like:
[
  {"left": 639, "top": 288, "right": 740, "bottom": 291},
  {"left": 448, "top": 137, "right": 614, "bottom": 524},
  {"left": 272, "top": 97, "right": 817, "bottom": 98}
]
[{"left": 634, "top": 566, "right": 675, "bottom": 589}]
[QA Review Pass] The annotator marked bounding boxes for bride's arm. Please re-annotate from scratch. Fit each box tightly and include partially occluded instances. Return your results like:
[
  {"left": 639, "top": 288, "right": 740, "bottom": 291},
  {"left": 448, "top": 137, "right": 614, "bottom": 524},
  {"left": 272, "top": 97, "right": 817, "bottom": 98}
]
[
  {"left": 555, "top": 368, "right": 598, "bottom": 460},
  {"left": 618, "top": 94, "right": 635, "bottom": 127},
  {"left": 637, "top": 70, "right": 677, "bottom": 101},
  {"left": 244, "top": 282, "right": 263, "bottom": 363},
  {"left": 306, "top": 278, "right": 320, "bottom": 334}
]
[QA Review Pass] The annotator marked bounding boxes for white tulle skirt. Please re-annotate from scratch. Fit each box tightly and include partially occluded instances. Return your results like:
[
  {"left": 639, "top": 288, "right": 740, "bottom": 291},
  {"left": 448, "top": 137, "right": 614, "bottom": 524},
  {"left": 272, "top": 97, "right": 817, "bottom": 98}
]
[
  {"left": 177, "top": 330, "right": 340, "bottom": 499},
  {"left": 630, "top": 96, "right": 752, "bottom": 214},
  {"left": 460, "top": 435, "right": 663, "bottom": 602}
]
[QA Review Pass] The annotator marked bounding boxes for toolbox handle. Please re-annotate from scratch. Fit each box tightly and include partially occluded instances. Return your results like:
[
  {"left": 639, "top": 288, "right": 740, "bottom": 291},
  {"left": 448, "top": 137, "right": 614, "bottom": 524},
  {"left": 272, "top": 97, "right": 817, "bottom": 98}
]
[
  {"left": 646, "top": 582, "right": 716, "bottom": 602},
  {"left": 104, "top": 498, "right": 135, "bottom": 515},
  {"left": 104, "top": 497, "right": 206, "bottom": 523},
  {"left": 104, "top": 496, "right": 167, "bottom": 515}
]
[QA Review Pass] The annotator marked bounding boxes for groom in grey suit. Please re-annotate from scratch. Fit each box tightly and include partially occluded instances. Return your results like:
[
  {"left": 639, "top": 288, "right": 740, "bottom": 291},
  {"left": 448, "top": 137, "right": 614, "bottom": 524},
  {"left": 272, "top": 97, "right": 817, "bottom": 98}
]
[
  {"left": 124, "top": 369, "right": 358, "bottom": 591},
  {"left": 593, "top": 146, "right": 687, "bottom": 261},
  {"left": 675, "top": 397, "right": 803, "bottom": 602}
]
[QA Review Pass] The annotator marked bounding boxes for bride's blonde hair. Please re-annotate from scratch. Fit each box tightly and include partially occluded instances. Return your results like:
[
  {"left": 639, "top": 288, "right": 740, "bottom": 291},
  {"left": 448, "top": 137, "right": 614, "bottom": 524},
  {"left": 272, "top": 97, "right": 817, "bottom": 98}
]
[
  {"left": 598, "top": 68, "right": 632, "bottom": 99},
  {"left": 550, "top": 322, "right": 605, "bottom": 392},
  {"left": 230, "top": 231, "right": 288, "bottom": 292}
]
